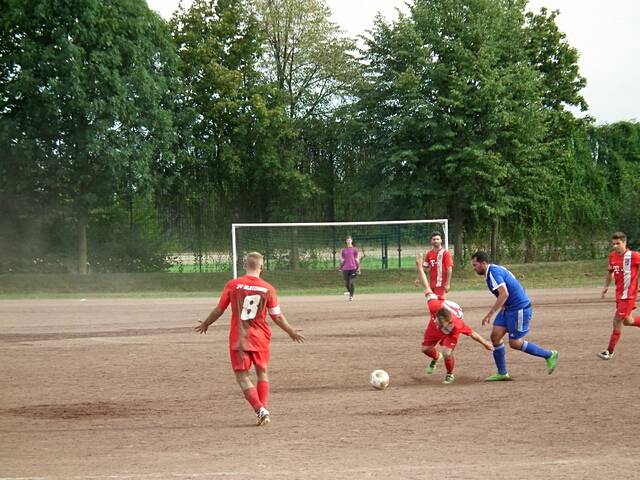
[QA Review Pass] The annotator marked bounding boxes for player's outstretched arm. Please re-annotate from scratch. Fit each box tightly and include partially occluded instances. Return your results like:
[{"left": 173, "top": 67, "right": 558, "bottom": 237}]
[
  {"left": 272, "top": 314, "right": 305, "bottom": 343},
  {"left": 415, "top": 255, "right": 433, "bottom": 294},
  {"left": 195, "top": 306, "right": 224, "bottom": 334},
  {"left": 414, "top": 252, "right": 427, "bottom": 287},
  {"left": 470, "top": 331, "right": 494, "bottom": 351}
]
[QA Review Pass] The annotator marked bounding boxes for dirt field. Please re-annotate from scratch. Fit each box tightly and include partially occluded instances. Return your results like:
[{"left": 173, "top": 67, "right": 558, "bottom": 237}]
[{"left": 2, "top": 288, "right": 640, "bottom": 479}]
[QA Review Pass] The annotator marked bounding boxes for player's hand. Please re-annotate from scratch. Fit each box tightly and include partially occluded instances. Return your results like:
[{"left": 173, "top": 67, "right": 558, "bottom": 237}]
[
  {"left": 484, "top": 342, "right": 495, "bottom": 351},
  {"left": 601, "top": 287, "right": 608, "bottom": 299},
  {"left": 289, "top": 329, "right": 305, "bottom": 343},
  {"left": 445, "top": 284, "right": 450, "bottom": 293},
  {"left": 481, "top": 313, "right": 493, "bottom": 326},
  {"left": 194, "top": 320, "right": 211, "bottom": 334},
  {"left": 414, "top": 279, "right": 420, "bottom": 288}
]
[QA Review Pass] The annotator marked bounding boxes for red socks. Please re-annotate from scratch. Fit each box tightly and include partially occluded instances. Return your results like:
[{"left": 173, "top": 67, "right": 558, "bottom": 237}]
[
  {"left": 608, "top": 330, "right": 622, "bottom": 353},
  {"left": 257, "top": 380, "right": 269, "bottom": 407},
  {"left": 424, "top": 348, "right": 439, "bottom": 360},
  {"left": 242, "top": 387, "right": 263, "bottom": 412},
  {"left": 444, "top": 356, "right": 455, "bottom": 374}
]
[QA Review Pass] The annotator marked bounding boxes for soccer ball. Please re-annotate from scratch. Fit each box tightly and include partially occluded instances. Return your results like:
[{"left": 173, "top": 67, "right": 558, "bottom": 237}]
[{"left": 370, "top": 369, "right": 390, "bottom": 390}]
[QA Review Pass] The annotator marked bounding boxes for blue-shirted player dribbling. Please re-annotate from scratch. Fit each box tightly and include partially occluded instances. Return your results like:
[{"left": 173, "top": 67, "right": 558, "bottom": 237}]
[{"left": 471, "top": 251, "right": 558, "bottom": 381}]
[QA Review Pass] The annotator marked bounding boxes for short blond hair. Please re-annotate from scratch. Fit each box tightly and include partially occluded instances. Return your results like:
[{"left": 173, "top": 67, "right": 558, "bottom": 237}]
[{"left": 244, "top": 252, "right": 264, "bottom": 270}]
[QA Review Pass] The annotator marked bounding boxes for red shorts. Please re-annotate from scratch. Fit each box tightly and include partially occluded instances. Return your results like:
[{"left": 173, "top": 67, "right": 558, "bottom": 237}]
[
  {"left": 432, "top": 286, "right": 447, "bottom": 298},
  {"left": 229, "top": 349, "right": 270, "bottom": 371},
  {"left": 422, "top": 321, "right": 459, "bottom": 350},
  {"left": 615, "top": 299, "right": 637, "bottom": 318}
]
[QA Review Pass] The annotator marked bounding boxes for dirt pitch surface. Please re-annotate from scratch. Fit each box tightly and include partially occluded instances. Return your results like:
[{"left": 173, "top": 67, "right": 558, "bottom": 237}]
[{"left": 2, "top": 288, "right": 640, "bottom": 479}]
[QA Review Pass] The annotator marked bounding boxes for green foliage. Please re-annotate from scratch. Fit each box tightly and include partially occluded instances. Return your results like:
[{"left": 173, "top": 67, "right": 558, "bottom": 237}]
[{"left": 0, "top": 0, "right": 179, "bottom": 271}]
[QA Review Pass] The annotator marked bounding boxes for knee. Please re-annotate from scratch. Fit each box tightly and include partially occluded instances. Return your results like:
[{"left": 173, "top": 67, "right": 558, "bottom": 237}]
[
  {"left": 422, "top": 346, "right": 435, "bottom": 355},
  {"left": 508, "top": 339, "right": 523, "bottom": 350},
  {"left": 623, "top": 317, "right": 634, "bottom": 326},
  {"left": 441, "top": 349, "right": 453, "bottom": 359}
]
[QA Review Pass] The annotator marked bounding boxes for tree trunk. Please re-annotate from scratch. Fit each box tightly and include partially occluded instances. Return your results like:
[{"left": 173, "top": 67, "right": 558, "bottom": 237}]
[
  {"left": 450, "top": 200, "right": 465, "bottom": 267},
  {"left": 524, "top": 236, "right": 535, "bottom": 263},
  {"left": 78, "top": 215, "right": 88, "bottom": 274},
  {"left": 490, "top": 217, "right": 499, "bottom": 263}
]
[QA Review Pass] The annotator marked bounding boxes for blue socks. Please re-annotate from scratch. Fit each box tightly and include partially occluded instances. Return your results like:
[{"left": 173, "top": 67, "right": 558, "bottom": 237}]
[
  {"left": 521, "top": 340, "right": 551, "bottom": 359},
  {"left": 493, "top": 343, "right": 508, "bottom": 374}
]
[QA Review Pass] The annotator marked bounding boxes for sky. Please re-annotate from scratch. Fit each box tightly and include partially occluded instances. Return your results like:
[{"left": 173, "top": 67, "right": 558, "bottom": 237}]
[{"left": 147, "top": 0, "right": 639, "bottom": 124}]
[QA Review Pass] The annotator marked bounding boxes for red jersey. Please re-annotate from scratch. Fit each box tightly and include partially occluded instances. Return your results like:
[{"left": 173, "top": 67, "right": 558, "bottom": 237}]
[
  {"left": 217, "top": 274, "right": 281, "bottom": 351},
  {"left": 426, "top": 295, "right": 472, "bottom": 340},
  {"left": 609, "top": 249, "right": 640, "bottom": 301},
  {"left": 423, "top": 248, "right": 453, "bottom": 290}
]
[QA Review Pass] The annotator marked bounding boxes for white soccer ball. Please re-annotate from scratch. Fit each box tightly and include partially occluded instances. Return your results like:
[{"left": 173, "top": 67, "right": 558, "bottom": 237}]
[{"left": 370, "top": 369, "right": 390, "bottom": 390}]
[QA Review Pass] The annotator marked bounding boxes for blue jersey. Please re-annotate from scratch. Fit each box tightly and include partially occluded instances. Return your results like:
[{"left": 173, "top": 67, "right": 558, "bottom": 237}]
[{"left": 485, "top": 264, "right": 530, "bottom": 311}]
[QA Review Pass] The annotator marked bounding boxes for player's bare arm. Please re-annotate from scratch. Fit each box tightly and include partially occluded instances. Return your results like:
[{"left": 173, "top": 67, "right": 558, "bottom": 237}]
[
  {"left": 414, "top": 251, "right": 428, "bottom": 287},
  {"left": 195, "top": 306, "right": 224, "bottom": 334},
  {"left": 482, "top": 285, "right": 509, "bottom": 326},
  {"left": 415, "top": 255, "right": 433, "bottom": 295},
  {"left": 602, "top": 271, "right": 613, "bottom": 298},
  {"left": 470, "top": 330, "right": 494, "bottom": 351},
  {"left": 445, "top": 265, "right": 452, "bottom": 292},
  {"left": 272, "top": 314, "right": 305, "bottom": 343}
]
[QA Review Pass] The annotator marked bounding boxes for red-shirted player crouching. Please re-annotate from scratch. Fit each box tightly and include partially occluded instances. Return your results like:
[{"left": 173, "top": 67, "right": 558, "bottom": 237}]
[
  {"left": 598, "top": 232, "right": 640, "bottom": 360},
  {"left": 416, "top": 255, "right": 493, "bottom": 384},
  {"left": 195, "top": 252, "right": 305, "bottom": 426}
]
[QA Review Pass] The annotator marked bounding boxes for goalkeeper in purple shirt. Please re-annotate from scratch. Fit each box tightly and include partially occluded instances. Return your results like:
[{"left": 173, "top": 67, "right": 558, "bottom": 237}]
[{"left": 340, "top": 236, "right": 360, "bottom": 301}]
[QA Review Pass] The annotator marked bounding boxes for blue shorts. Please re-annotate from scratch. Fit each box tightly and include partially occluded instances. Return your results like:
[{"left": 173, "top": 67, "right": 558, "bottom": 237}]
[{"left": 494, "top": 306, "right": 532, "bottom": 340}]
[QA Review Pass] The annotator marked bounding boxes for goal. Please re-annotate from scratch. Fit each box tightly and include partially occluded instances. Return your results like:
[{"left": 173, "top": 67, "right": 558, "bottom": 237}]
[{"left": 231, "top": 220, "right": 448, "bottom": 278}]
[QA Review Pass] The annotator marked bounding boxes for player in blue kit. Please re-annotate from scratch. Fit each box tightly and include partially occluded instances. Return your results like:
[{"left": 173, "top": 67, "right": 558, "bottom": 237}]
[{"left": 471, "top": 251, "right": 558, "bottom": 381}]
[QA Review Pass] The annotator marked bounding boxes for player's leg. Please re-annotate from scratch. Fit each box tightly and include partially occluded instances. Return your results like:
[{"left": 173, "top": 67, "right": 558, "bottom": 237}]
[
  {"left": 349, "top": 271, "right": 356, "bottom": 299},
  {"left": 485, "top": 318, "right": 510, "bottom": 381},
  {"left": 253, "top": 351, "right": 270, "bottom": 408},
  {"left": 599, "top": 300, "right": 631, "bottom": 359},
  {"left": 622, "top": 302, "right": 639, "bottom": 327},
  {"left": 506, "top": 307, "right": 557, "bottom": 374},
  {"left": 342, "top": 270, "right": 351, "bottom": 295},
  {"left": 600, "top": 315, "right": 624, "bottom": 360},
  {"left": 422, "top": 324, "right": 443, "bottom": 374},
  {"left": 231, "top": 350, "right": 266, "bottom": 423},
  {"left": 440, "top": 347, "right": 455, "bottom": 384}
]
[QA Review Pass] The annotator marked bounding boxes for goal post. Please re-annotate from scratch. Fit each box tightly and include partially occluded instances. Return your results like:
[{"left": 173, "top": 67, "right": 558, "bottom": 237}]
[{"left": 231, "top": 219, "right": 448, "bottom": 278}]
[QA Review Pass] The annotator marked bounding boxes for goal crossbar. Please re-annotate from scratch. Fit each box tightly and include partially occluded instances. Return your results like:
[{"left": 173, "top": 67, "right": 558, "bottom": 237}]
[{"left": 231, "top": 219, "right": 448, "bottom": 278}]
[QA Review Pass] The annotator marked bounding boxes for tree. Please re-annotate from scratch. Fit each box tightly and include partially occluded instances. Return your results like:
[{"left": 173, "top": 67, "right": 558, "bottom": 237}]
[
  {"left": 0, "top": 0, "right": 178, "bottom": 273},
  {"left": 357, "top": 0, "right": 552, "bottom": 263},
  {"left": 170, "top": 0, "right": 314, "bottom": 226},
  {"left": 256, "top": 0, "right": 357, "bottom": 120}
]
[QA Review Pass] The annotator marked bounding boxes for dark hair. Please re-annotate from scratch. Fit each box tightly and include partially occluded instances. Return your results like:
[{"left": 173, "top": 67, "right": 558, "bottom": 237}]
[
  {"left": 472, "top": 251, "right": 490, "bottom": 263},
  {"left": 612, "top": 232, "right": 627, "bottom": 242},
  {"left": 436, "top": 308, "right": 452, "bottom": 322},
  {"left": 430, "top": 232, "right": 442, "bottom": 239}
]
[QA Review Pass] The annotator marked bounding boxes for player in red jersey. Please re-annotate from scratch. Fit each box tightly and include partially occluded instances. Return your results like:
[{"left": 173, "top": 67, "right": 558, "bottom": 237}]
[
  {"left": 416, "top": 256, "right": 493, "bottom": 384},
  {"left": 415, "top": 232, "right": 453, "bottom": 298},
  {"left": 195, "top": 252, "right": 305, "bottom": 425},
  {"left": 598, "top": 232, "right": 640, "bottom": 360}
]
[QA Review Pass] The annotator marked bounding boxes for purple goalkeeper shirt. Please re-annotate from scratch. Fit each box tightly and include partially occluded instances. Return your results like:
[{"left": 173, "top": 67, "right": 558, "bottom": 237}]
[{"left": 340, "top": 247, "right": 359, "bottom": 271}]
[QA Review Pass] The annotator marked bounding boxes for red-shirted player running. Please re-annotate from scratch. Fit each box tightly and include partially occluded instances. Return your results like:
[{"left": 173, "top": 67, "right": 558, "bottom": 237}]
[
  {"left": 415, "top": 255, "right": 493, "bottom": 384},
  {"left": 195, "top": 252, "right": 305, "bottom": 425},
  {"left": 598, "top": 232, "right": 640, "bottom": 360},
  {"left": 415, "top": 232, "right": 453, "bottom": 298}
]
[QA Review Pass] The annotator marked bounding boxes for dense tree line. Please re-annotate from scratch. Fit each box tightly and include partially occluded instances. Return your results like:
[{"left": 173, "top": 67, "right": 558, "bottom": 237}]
[{"left": 1, "top": 0, "right": 638, "bottom": 273}]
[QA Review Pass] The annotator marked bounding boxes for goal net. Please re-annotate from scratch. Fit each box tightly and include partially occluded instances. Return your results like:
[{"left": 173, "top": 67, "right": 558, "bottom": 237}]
[{"left": 231, "top": 220, "right": 448, "bottom": 278}]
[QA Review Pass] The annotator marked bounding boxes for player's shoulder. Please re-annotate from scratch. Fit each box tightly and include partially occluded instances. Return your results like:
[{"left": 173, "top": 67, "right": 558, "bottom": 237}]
[{"left": 487, "top": 263, "right": 503, "bottom": 275}]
